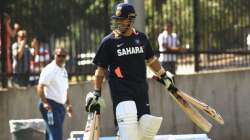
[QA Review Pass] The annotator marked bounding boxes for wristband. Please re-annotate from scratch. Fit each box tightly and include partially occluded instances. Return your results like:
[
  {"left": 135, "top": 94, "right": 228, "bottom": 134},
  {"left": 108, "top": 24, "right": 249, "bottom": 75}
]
[{"left": 156, "top": 67, "right": 166, "bottom": 77}]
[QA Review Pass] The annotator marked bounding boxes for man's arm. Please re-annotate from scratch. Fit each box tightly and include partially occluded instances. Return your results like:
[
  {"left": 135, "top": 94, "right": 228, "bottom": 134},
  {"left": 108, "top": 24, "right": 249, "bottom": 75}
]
[
  {"left": 147, "top": 56, "right": 174, "bottom": 89},
  {"left": 16, "top": 41, "right": 26, "bottom": 60},
  {"left": 37, "top": 84, "right": 48, "bottom": 103},
  {"left": 66, "top": 92, "right": 73, "bottom": 117},
  {"left": 85, "top": 66, "right": 106, "bottom": 112},
  {"left": 164, "top": 44, "right": 186, "bottom": 53},
  {"left": 66, "top": 93, "right": 71, "bottom": 106},
  {"left": 146, "top": 56, "right": 165, "bottom": 77},
  {"left": 37, "top": 84, "right": 51, "bottom": 111},
  {"left": 94, "top": 66, "right": 106, "bottom": 93},
  {"left": 163, "top": 35, "right": 186, "bottom": 53}
]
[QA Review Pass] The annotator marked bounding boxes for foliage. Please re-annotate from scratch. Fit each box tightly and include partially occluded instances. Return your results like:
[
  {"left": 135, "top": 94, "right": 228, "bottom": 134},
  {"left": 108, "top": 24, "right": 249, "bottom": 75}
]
[
  {"left": 2, "top": 0, "right": 250, "bottom": 51},
  {"left": 4, "top": 0, "right": 120, "bottom": 42},
  {"left": 145, "top": 0, "right": 250, "bottom": 50}
]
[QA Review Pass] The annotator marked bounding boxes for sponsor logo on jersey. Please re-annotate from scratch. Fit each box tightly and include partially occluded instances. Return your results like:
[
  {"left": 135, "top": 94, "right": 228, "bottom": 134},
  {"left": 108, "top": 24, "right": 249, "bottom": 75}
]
[
  {"left": 117, "top": 43, "right": 124, "bottom": 48},
  {"left": 117, "top": 46, "right": 144, "bottom": 56},
  {"left": 135, "top": 39, "right": 140, "bottom": 45}
]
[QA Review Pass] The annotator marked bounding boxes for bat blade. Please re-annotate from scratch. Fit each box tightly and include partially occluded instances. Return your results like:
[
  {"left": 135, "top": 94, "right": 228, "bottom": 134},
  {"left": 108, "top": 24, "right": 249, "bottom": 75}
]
[
  {"left": 152, "top": 76, "right": 211, "bottom": 132},
  {"left": 83, "top": 111, "right": 100, "bottom": 140},
  {"left": 169, "top": 91, "right": 212, "bottom": 133},
  {"left": 177, "top": 90, "right": 224, "bottom": 125}
]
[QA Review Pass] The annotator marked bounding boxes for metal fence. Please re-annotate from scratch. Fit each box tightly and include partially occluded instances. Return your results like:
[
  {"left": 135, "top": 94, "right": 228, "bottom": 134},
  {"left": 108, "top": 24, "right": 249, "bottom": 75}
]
[
  {"left": 1, "top": 0, "right": 250, "bottom": 87},
  {"left": 146, "top": 0, "right": 250, "bottom": 72}
]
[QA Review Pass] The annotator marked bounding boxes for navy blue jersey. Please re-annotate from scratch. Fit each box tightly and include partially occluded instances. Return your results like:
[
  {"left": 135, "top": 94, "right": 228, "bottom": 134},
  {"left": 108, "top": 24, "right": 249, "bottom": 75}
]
[{"left": 93, "top": 31, "right": 154, "bottom": 83}]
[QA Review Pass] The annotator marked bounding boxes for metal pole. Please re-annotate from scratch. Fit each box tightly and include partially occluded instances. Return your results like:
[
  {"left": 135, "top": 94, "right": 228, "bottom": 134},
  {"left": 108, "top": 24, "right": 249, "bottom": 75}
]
[
  {"left": 1, "top": 12, "right": 8, "bottom": 88},
  {"left": 104, "top": 0, "right": 110, "bottom": 35},
  {"left": 124, "top": 0, "right": 145, "bottom": 32},
  {"left": 193, "top": 0, "right": 200, "bottom": 72}
]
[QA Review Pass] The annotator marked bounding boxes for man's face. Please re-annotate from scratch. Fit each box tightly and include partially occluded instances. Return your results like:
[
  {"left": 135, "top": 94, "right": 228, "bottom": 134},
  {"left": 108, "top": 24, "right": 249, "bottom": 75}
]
[
  {"left": 164, "top": 23, "right": 173, "bottom": 33},
  {"left": 113, "top": 18, "right": 133, "bottom": 34},
  {"left": 17, "top": 31, "right": 27, "bottom": 42},
  {"left": 55, "top": 48, "right": 67, "bottom": 65},
  {"left": 31, "top": 38, "right": 39, "bottom": 49},
  {"left": 166, "top": 24, "right": 173, "bottom": 33}
]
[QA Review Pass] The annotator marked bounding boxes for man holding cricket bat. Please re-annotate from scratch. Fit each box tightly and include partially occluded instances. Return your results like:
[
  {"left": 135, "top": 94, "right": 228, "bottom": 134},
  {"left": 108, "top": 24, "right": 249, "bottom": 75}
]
[{"left": 85, "top": 3, "right": 175, "bottom": 140}]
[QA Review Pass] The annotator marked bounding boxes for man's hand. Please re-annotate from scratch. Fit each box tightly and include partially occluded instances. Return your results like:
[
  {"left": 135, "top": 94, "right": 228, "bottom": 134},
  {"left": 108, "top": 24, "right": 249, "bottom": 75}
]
[
  {"left": 160, "top": 71, "right": 174, "bottom": 89},
  {"left": 14, "top": 23, "right": 20, "bottom": 30},
  {"left": 179, "top": 47, "right": 188, "bottom": 52},
  {"left": 66, "top": 104, "right": 73, "bottom": 117},
  {"left": 85, "top": 90, "right": 105, "bottom": 112},
  {"left": 19, "top": 40, "right": 26, "bottom": 47},
  {"left": 43, "top": 102, "right": 52, "bottom": 112}
]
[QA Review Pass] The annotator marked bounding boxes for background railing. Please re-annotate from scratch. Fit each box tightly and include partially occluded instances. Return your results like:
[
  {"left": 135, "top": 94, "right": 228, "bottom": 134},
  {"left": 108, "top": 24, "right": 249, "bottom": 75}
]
[{"left": 1, "top": 0, "right": 250, "bottom": 87}]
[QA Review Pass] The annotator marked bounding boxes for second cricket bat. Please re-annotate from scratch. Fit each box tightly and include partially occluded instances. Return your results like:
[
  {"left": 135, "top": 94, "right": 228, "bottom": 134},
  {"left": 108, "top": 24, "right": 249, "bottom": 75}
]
[
  {"left": 176, "top": 90, "right": 224, "bottom": 125},
  {"left": 83, "top": 111, "right": 100, "bottom": 140},
  {"left": 153, "top": 76, "right": 224, "bottom": 132},
  {"left": 169, "top": 90, "right": 212, "bottom": 132}
]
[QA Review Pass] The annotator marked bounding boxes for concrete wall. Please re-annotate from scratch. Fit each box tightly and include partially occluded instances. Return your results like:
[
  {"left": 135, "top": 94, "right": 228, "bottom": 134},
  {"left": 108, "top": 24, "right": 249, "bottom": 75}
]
[{"left": 1, "top": 68, "right": 250, "bottom": 140}]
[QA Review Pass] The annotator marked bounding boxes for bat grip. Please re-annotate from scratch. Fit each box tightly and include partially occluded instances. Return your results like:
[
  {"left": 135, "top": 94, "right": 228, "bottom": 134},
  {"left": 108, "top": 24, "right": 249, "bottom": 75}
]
[
  {"left": 90, "top": 104, "right": 101, "bottom": 114},
  {"left": 152, "top": 75, "right": 178, "bottom": 93},
  {"left": 168, "top": 84, "right": 178, "bottom": 93}
]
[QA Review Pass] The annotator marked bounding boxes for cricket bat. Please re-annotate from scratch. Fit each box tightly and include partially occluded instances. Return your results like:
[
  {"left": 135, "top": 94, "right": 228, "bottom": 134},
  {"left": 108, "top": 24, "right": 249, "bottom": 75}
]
[
  {"left": 83, "top": 111, "right": 100, "bottom": 140},
  {"left": 152, "top": 76, "right": 224, "bottom": 132},
  {"left": 168, "top": 89, "right": 212, "bottom": 132},
  {"left": 176, "top": 90, "right": 224, "bottom": 125}
]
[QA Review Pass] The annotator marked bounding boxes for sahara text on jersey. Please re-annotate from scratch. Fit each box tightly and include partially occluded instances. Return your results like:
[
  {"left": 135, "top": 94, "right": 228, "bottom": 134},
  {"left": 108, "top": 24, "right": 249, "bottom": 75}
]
[{"left": 117, "top": 46, "right": 144, "bottom": 56}]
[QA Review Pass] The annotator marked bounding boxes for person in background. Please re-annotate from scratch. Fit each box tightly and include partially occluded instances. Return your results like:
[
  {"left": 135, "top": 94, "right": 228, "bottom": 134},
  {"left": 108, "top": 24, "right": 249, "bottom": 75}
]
[
  {"left": 37, "top": 47, "right": 73, "bottom": 140},
  {"left": 12, "top": 30, "right": 30, "bottom": 88},
  {"left": 29, "top": 37, "right": 50, "bottom": 85},
  {"left": 158, "top": 20, "right": 186, "bottom": 74},
  {"left": 5, "top": 13, "right": 20, "bottom": 88}
]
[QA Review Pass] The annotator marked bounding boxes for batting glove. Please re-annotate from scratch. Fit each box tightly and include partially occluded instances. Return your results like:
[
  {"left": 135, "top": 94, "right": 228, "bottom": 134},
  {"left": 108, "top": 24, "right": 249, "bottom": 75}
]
[
  {"left": 85, "top": 90, "right": 105, "bottom": 112},
  {"left": 160, "top": 71, "right": 174, "bottom": 89}
]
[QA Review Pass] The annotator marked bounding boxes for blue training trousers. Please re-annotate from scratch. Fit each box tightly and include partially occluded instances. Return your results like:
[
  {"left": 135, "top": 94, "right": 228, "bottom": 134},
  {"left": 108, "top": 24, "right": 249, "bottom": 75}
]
[{"left": 39, "top": 99, "right": 65, "bottom": 140}]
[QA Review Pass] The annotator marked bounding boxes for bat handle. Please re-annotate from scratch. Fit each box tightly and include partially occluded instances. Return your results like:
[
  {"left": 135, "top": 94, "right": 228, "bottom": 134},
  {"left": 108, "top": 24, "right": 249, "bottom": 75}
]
[
  {"left": 168, "top": 84, "right": 178, "bottom": 93},
  {"left": 90, "top": 104, "right": 101, "bottom": 114},
  {"left": 152, "top": 75, "right": 178, "bottom": 93}
]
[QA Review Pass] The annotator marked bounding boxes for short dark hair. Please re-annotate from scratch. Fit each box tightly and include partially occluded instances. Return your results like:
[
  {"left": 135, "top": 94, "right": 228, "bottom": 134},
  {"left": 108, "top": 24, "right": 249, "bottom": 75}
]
[{"left": 166, "top": 19, "right": 173, "bottom": 27}]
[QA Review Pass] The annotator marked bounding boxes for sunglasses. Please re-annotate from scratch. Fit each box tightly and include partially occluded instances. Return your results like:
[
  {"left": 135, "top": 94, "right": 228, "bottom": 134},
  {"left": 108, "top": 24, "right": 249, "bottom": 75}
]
[
  {"left": 19, "top": 36, "right": 26, "bottom": 39},
  {"left": 57, "top": 54, "right": 66, "bottom": 58}
]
